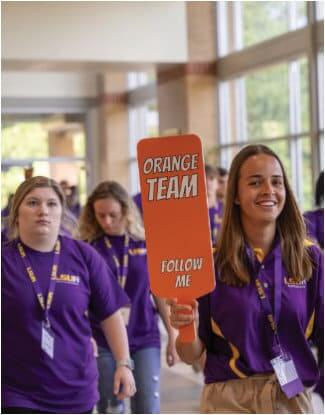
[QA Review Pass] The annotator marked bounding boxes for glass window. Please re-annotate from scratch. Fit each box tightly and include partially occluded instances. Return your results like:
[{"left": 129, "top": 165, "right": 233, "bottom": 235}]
[
  {"left": 2, "top": 166, "right": 27, "bottom": 208},
  {"left": 242, "top": 2, "right": 288, "bottom": 47},
  {"left": 216, "top": 1, "right": 229, "bottom": 57},
  {"left": 219, "top": 145, "right": 242, "bottom": 171},
  {"left": 127, "top": 72, "right": 149, "bottom": 89},
  {"left": 217, "top": 1, "right": 307, "bottom": 56},
  {"left": 127, "top": 71, "right": 156, "bottom": 90},
  {"left": 320, "top": 134, "right": 324, "bottom": 170},
  {"left": 2, "top": 122, "right": 49, "bottom": 159},
  {"left": 316, "top": 1, "right": 324, "bottom": 21},
  {"left": 245, "top": 63, "right": 289, "bottom": 140},
  {"left": 300, "top": 137, "right": 313, "bottom": 210},
  {"left": 73, "top": 130, "right": 86, "bottom": 158},
  {"left": 218, "top": 81, "right": 233, "bottom": 145},
  {"left": 217, "top": 58, "right": 312, "bottom": 208},
  {"left": 266, "top": 140, "right": 292, "bottom": 179},
  {"left": 298, "top": 57, "right": 310, "bottom": 134},
  {"left": 218, "top": 59, "right": 309, "bottom": 143},
  {"left": 2, "top": 121, "right": 87, "bottom": 208},
  {"left": 318, "top": 51, "right": 324, "bottom": 131}
]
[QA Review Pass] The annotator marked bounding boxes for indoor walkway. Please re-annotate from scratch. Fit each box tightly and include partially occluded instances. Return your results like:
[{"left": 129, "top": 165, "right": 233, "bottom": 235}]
[
  {"left": 160, "top": 360, "right": 202, "bottom": 413},
  {"left": 158, "top": 325, "right": 324, "bottom": 414}
]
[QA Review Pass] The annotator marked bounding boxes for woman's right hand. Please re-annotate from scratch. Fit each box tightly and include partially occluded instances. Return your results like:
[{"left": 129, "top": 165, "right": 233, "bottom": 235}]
[
  {"left": 114, "top": 366, "right": 136, "bottom": 400},
  {"left": 166, "top": 298, "right": 198, "bottom": 330}
]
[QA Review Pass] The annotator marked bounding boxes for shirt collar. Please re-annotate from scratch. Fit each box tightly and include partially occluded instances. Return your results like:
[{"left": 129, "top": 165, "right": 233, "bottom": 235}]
[{"left": 245, "top": 232, "right": 281, "bottom": 266}]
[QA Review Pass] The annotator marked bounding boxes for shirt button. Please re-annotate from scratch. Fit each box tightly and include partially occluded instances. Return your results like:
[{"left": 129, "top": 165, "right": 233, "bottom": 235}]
[
  {"left": 261, "top": 265, "right": 265, "bottom": 269},
  {"left": 264, "top": 282, "right": 268, "bottom": 288}
]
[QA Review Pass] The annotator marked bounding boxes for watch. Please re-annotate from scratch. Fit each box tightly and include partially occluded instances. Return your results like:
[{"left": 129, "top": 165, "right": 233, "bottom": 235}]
[{"left": 116, "top": 358, "right": 135, "bottom": 371}]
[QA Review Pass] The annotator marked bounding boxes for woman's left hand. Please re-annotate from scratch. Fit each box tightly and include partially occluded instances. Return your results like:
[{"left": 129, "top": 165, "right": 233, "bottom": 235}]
[
  {"left": 166, "top": 331, "right": 179, "bottom": 367},
  {"left": 114, "top": 366, "right": 136, "bottom": 400}
]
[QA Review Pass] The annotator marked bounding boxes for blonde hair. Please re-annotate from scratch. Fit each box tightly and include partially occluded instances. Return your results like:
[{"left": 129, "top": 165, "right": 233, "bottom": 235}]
[
  {"left": 79, "top": 181, "right": 144, "bottom": 242},
  {"left": 7, "top": 176, "right": 78, "bottom": 240},
  {"left": 216, "top": 144, "right": 313, "bottom": 286}
]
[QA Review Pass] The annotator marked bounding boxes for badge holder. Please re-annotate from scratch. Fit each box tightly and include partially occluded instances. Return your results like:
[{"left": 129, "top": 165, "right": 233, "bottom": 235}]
[
  {"left": 41, "top": 321, "right": 55, "bottom": 359},
  {"left": 270, "top": 351, "right": 304, "bottom": 398}
]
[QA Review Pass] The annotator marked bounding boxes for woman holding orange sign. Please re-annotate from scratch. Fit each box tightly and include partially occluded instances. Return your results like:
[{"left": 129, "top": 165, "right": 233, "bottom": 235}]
[
  {"left": 168, "top": 144, "right": 323, "bottom": 413},
  {"left": 80, "top": 181, "right": 178, "bottom": 414}
]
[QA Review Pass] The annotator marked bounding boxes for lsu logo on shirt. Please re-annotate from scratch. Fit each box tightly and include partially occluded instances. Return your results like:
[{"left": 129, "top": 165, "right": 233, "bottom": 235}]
[
  {"left": 284, "top": 276, "right": 306, "bottom": 288},
  {"left": 55, "top": 274, "right": 80, "bottom": 285},
  {"left": 129, "top": 248, "right": 146, "bottom": 256}
]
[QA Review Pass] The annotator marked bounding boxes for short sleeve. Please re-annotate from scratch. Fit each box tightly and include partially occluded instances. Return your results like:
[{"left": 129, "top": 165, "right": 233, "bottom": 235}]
[
  {"left": 198, "top": 293, "right": 212, "bottom": 348},
  {"left": 79, "top": 242, "right": 130, "bottom": 321}
]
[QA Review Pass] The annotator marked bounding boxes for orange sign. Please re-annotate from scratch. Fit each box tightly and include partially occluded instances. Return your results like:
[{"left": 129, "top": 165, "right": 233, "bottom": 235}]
[{"left": 137, "top": 134, "right": 215, "bottom": 342}]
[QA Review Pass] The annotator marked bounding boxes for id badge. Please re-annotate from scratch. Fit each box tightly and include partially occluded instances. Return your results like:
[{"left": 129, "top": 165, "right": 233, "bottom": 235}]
[
  {"left": 120, "top": 306, "right": 131, "bottom": 326},
  {"left": 270, "top": 352, "right": 304, "bottom": 398},
  {"left": 41, "top": 323, "right": 55, "bottom": 359}
]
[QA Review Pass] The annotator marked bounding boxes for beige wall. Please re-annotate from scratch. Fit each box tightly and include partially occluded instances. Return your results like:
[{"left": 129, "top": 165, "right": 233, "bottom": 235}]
[
  {"left": 2, "top": 2, "right": 188, "bottom": 66},
  {"left": 2, "top": 72, "right": 97, "bottom": 98},
  {"left": 157, "top": 2, "right": 218, "bottom": 160},
  {"left": 186, "top": 74, "right": 217, "bottom": 158},
  {"left": 97, "top": 73, "right": 129, "bottom": 188},
  {"left": 187, "top": 2, "right": 217, "bottom": 61},
  {"left": 157, "top": 76, "right": 188, "bottom": 135},
  {"left": 101, "top": 103, "right": 129, "bottom": 187}
]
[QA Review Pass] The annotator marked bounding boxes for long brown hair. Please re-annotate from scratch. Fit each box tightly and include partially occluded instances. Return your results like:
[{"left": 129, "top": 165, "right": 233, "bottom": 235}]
[
  {"left": 7, "top": 176, "right": 71, "bottom": 240},
  {"left": 79, "top": 181, "right": 144, "bottom": 242},
  {"left": 215, "top": 144, "right": 313, "bottom": 286}
]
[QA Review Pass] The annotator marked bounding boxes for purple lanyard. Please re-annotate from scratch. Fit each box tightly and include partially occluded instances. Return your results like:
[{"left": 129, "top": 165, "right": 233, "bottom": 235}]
[
  {"left": 247, "top": 246, "right": 283, "bottom": 356},
  {"left": 104, "top": 234, "right": 129, "bottom": 289},
  {"left": 17, "top": 238, "right": 61, "bottom": 328}
]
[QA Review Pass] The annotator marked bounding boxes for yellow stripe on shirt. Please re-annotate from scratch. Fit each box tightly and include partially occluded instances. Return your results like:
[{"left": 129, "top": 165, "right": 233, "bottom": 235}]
[
  {"left": 253, "top": 248, "right": 265, "bottom": 263},
  {"left": 211, "top": 318, "right": 247, "bottom": 379},
  {"left": 304, "top": 239, "right": 315, "bottom": 247},
  {"left": 128, "top": 248, "right": 147, "bottom": 256},
  {"left": 305, "top": 310, "right": 315, "bottom": 339}
]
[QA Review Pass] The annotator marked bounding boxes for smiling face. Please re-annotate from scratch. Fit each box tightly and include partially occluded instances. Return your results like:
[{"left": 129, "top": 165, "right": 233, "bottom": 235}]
[
  {"left": 94, "top": 197, "right": 127, "bottom": 236},
  {"left": 236, "top": 154, "right": 286, "bottom": 229},
  {"left": 17, "top": 187, "right": 62, "bottom": 240}
]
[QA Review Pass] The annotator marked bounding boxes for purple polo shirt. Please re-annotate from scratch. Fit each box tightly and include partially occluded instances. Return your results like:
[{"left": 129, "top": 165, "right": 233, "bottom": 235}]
[
  {"left": 2, "top": 236, "right": 129, "bottom": 413},
  {"left": 198, "top": 239, "right": 323, "bottom": 388},
  {"left": 70, "top": 203, "right": 81, "bottom": 219},
  {"left": 208, "top": 202, "right": 223, "bottom": 245},
  {"left": 304, "top": 208, "right": 324, "bottom": 249},
  {"left": 91, "top": 235, "right": 160, "bottom": 353}
]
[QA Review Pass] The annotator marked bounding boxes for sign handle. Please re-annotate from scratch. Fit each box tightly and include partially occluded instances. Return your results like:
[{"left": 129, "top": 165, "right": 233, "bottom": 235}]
[{"left": 178, "top": 298, "right": 196, "bottom": 343}]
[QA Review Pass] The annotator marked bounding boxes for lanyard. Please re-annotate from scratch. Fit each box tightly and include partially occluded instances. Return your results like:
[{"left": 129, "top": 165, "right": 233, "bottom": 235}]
[
  {"left": 17, "top": 238, "right": 61, "bottom": 328},
  {"left": 104, "top": 234, "right": 129, "bottom": 289},
  {"left": 247, "top": 246, "right": 284, "bottom": 356}
]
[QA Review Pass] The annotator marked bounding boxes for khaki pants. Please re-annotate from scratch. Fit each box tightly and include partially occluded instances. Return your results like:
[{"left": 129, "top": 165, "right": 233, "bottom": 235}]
[{"left": 200, "top": 374, "right": 313, "bottom": 413}]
